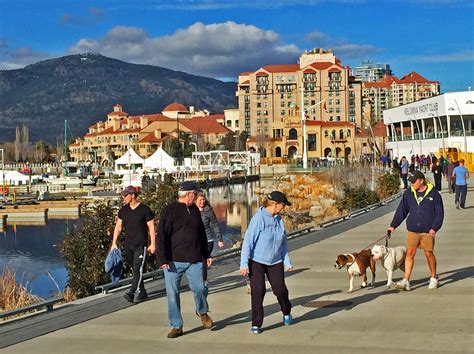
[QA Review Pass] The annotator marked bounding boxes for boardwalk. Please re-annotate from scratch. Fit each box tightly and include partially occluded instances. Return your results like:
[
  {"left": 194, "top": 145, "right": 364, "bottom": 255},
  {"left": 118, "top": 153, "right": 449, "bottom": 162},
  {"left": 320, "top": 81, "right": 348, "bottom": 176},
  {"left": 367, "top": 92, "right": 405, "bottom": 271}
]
[{"left": 2, "top": 187, "right": 473, "bottom": 353}]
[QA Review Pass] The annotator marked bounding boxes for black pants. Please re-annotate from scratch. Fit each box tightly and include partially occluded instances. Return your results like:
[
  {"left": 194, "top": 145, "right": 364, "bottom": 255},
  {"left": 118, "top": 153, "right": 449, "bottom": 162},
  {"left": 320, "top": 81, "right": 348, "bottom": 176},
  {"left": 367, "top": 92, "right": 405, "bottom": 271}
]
[
  {"left": 202, "top": 241, "right": 214, "bottom": 281},
  {"left": 434, "top": 177, "right": 442, "bottom": 191},
  {"left": 125, "top": 245, "right": 147, "bottom": 296},
  {"left": 249, "top": 260, "right": 291, "bottom": 328},
  {"left": 455, "top": 184, "right": 467, "bottom": 208}
]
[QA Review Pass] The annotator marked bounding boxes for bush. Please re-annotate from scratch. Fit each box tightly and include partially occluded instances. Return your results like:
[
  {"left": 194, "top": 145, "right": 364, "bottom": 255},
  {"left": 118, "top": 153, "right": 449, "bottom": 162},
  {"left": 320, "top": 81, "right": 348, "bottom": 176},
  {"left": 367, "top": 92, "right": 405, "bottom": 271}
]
[
  {"left": 61, "top": 202, "right": 116, "bottom": 298},
  {"left": 337, "top": 184, "right": 380, "bottom": 212},
  {"left": 61, "top": 174, "right": 179, "bottom": 299},
  {"left": 377, "top": 171, "right": 401, "bottom": 199}
]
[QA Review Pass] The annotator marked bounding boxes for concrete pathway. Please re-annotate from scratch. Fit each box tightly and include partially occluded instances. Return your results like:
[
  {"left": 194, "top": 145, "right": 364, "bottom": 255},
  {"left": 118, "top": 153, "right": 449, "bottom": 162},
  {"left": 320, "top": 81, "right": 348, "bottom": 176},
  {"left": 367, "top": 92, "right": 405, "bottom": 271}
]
[{"left": 2, "top": 187, "right": 473, "bottom": 353}]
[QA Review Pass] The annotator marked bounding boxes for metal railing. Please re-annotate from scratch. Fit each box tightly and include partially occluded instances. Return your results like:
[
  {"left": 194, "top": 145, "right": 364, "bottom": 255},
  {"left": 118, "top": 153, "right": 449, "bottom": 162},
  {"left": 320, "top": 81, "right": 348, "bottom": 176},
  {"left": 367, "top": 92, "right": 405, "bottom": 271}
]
[{"left": 0, "top": 296, "right": 64, "bottom": 320}]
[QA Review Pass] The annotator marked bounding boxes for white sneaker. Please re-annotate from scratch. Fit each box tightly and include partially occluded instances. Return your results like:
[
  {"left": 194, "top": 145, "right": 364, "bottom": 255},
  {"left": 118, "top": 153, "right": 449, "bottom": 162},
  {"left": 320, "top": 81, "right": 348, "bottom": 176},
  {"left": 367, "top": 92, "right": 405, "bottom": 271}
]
[
  {"left": 395, "top": 279, "right": 411, "bottom": 291},
  {"left": 428, "top": 277, "right": 438, "bottom": 289}
]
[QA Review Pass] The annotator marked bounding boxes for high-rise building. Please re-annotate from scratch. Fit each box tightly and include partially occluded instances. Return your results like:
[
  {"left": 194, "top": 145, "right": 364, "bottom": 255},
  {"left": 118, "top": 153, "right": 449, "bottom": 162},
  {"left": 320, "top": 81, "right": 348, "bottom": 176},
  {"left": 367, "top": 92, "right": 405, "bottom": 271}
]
[
  {"left": 354, "top": 61, "right": 392, "bottom": 83},
  {"left": 237, "top": 48, "right": 361, "bottom": 160}
]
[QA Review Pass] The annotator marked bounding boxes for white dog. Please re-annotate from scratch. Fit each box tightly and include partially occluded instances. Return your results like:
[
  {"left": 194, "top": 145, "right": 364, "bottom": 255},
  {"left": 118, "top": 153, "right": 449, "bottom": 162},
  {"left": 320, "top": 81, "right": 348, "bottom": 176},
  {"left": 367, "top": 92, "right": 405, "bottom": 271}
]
[{"left": 371, "top": 245, "right": 406, "bottom": 288}]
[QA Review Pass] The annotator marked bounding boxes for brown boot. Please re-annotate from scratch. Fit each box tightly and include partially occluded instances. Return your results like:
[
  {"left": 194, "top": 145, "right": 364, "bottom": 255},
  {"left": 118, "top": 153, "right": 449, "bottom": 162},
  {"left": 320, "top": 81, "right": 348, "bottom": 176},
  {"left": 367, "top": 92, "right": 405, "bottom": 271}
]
[
  {"left": 167, "top": 327, "right": 183, "bottom": 338},
  {"left": 196, "top": 312, "right": 213, "bottom": 329}
]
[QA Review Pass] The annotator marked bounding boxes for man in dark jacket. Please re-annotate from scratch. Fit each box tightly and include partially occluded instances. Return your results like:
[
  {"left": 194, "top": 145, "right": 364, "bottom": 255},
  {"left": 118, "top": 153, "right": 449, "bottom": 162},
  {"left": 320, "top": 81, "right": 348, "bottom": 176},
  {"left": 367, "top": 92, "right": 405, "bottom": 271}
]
[
  {"left": 388, "top": 170, "right": 444, "bottom": 291},
  {"left": 156, "top": 181, "right": 213, "bottom": 339}
]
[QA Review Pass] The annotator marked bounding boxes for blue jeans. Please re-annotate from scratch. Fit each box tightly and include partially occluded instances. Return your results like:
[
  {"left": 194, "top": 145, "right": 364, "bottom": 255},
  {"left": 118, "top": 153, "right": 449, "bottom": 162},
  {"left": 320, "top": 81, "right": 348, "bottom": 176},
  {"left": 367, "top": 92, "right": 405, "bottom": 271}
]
[
  {"left": 164, "top": 261, "right": 208, "bottom": 328},
  {"left": 455, "top": 184, "right": 467, "bottom": 208}
]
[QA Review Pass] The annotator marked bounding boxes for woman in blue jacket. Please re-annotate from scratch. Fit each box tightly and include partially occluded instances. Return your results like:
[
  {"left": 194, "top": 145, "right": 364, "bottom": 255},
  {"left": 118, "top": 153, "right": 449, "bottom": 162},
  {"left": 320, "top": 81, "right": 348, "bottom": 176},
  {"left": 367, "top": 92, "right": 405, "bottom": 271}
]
[{"left": 240, "top": 191, "right": 293, "bottom": 334}]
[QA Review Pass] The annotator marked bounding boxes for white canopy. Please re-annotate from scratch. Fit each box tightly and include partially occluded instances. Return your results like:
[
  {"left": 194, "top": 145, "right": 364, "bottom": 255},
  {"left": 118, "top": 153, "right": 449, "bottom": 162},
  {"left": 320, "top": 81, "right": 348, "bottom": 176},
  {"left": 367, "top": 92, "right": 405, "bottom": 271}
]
[
  {"left": 144, "top": 147, "right": 176, "bottom": 172},
  {"left": 0, "top": 171, "right": 40, "bottom": 186},
  {"left": 114, "top": 148, "right": 145, "bottom": 175}
]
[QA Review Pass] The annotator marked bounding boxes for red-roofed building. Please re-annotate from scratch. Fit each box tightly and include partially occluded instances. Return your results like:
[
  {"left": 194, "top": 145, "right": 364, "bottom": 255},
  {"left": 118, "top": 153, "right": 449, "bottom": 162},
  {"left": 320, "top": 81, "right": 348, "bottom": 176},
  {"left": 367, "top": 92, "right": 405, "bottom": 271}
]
[
  {"left": 69, "top": 103, "right": 231, "bottom": 163},
  {"left": 363, "top": 72, "right": 440, "bottom": 122},
  {"left": 236, "top": 48, "right": 361, "bottom": 159}
]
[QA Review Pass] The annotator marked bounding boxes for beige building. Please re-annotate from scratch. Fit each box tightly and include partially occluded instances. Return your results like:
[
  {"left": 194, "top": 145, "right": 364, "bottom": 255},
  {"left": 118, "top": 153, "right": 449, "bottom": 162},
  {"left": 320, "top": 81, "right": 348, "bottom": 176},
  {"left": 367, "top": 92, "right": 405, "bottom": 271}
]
[
  {"left": 363, "top": 72, "right": 440, "bottom": 122},
  {"left": 237, "top": 48, "right": 360, "bottom": 159},
  {"left": 69, "top": 103, "right": 232, "bottom": 164}
]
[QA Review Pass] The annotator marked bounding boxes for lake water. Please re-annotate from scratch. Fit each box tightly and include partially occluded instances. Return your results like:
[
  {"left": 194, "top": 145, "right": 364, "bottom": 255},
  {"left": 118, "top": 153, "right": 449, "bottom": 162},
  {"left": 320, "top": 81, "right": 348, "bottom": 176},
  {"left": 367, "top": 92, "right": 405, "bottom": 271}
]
[{"left": 0, "top": 181, "right": 264, "bottom": 299}]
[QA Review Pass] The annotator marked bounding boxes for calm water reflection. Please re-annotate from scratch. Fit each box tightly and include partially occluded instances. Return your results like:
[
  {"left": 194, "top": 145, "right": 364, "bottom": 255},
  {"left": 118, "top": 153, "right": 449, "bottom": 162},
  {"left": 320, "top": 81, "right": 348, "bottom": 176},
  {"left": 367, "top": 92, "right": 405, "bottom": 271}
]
[{"left": 0, "top": 181, "right": 268, "bottom": 298}]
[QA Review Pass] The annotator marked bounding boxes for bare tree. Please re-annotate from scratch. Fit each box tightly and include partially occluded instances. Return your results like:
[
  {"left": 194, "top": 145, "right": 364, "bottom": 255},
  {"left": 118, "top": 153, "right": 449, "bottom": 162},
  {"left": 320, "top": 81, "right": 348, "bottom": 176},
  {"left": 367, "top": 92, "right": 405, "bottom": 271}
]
[
  {"left": 14, "top": 124, "right": 30, "bottom": 162},
  {"left": 34, "top": 140, "right": 50, "bottom": 163}
]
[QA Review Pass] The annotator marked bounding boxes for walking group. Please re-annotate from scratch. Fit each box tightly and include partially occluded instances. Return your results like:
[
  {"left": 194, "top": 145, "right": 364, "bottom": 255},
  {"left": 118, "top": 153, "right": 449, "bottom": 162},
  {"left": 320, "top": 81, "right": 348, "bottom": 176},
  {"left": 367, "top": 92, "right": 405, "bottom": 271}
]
[
  {"left": 109, "top": 157, "right": 468, "bottom": 337},
  {"left": 111, "top": 181, "right": 293, "bottom": 338}
]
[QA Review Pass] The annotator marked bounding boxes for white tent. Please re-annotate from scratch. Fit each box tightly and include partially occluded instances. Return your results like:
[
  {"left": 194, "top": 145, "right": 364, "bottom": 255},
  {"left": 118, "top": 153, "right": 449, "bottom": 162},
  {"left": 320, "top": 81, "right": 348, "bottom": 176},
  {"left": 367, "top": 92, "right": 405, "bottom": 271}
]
[
  {"left": 144, "top": 147, "right": 176, "bottom": 172},
  {"left": 0, "top": 171, "right": 40, "bottom": 186},
  {"left": 114, "top": 148, "right": 145, "bottom": 175}
]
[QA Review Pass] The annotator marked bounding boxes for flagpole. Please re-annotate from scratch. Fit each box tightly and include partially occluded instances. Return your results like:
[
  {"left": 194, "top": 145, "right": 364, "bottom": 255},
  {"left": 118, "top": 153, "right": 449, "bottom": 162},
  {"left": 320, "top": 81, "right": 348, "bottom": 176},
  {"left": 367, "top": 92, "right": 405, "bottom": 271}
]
[{"left": 301, "top": 82, "right": 325, "bottom": 169}]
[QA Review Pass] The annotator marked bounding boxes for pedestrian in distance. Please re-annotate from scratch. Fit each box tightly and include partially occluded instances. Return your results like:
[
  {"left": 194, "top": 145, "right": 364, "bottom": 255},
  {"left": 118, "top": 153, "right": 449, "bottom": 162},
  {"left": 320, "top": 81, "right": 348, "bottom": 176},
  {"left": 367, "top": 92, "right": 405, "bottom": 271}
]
[
  {"left": 156, "top": 181, "right": 213, "bottom": 339},
  {"left": 453, "top": 159, "right": 469, "bottom": 209},
  {"left": 431, "top": 159, "right": 443, "bottom": 191},
  {"left": 195, "top": 191, "right": 224, "bottom": 288},
  {"left": 445, "top": 158, "right": 456, "bottom": 194},
  {"left": 387, "top": 170, "right": 444, "bottom": 291},
  {"left": 400, "top": 156, "right": 409, "bottom": 189},
  {"left": 111, "top": 185, "right": 156, "bottom": 303},
  {"left": 240, "top": 191, "right": 293, "bottom": 334}
]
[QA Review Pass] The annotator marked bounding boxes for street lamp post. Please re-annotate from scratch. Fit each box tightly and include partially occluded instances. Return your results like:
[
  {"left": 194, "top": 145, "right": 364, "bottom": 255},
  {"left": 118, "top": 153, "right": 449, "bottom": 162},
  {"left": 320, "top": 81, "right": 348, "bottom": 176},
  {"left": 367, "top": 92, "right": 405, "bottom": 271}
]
[
  {"left": 128, "top": 134, "right": 132, "bottom": 186},
  {"left": 409, "top": 112, "right": 423, "bottom": 154},
  {"left": 449, "top": 98, "right": 468, "bottom": 153},
  {"left": 365, "top": 124, "right": 377, "bottom": 191},
  {"left": 0, "top": 148, "right": 5, "bottom": 201},
  {"left": 300, "top": 87, "right": 325, "bottom": 169},
  {"left": 429, "top": 112, "right": 445, "bottom": 155}
]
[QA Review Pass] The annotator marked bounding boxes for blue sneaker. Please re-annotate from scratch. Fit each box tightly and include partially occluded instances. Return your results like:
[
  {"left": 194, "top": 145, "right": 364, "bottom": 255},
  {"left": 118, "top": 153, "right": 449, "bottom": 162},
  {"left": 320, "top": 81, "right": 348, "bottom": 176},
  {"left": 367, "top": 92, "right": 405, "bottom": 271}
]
[
  {"left": 250, "top": 326, "right": 262, "bottom": 334},
  {"left": 283, "top": 314, "right": 293, "bottom": 326}
]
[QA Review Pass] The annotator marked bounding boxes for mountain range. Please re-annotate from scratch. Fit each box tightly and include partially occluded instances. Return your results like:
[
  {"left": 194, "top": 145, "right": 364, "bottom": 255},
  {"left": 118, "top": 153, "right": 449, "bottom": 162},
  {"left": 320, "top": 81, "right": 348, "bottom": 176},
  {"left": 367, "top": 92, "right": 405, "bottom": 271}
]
[{"left": 0, "top": 53, "right": 237, "bottom": 144}]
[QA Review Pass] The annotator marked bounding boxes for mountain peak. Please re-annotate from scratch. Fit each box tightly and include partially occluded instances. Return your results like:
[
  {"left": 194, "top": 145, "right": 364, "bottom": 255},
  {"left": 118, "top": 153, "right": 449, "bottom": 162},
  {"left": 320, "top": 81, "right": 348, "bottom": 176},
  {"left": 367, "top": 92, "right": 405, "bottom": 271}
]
[{"left": 0, "top": 54, "right": 237, "bottom": 143}]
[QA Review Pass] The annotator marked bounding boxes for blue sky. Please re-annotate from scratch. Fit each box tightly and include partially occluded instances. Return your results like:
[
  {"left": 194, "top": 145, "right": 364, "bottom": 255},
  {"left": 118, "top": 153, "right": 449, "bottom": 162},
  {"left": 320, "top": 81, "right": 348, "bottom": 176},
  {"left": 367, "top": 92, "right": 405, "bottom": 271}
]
[{"left": 0, "top": 0, "right": 473, "bottom": 91}]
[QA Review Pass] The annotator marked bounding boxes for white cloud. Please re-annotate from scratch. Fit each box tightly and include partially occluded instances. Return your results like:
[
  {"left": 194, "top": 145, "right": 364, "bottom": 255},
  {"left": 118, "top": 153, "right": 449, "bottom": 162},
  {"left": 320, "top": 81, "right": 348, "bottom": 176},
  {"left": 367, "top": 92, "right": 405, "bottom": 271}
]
[
  {"left": 331, "top": 43, "right": 381, "bottom": 58},
  {"left": 0, "top": 46, "right": 50, "bottom": 70},
  {"left": 399, "top": 50, "right": 474, "bottom": 63},
  {"left": 304, "top": 31, "right": 327, "bottom": 42},
  {"left": 60, "top": 7, "right": 105, "bottom": 26},
  {"left": 68, "top": 22, "right": 301, "bottom": 77}
]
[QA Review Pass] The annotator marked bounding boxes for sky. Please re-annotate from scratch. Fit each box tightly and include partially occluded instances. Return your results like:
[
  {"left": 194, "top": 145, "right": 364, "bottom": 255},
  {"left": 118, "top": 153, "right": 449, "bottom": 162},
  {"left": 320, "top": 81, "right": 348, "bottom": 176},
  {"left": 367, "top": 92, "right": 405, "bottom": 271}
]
[{"left": 0, "top": 0, "right": 473, "bottom": 92}]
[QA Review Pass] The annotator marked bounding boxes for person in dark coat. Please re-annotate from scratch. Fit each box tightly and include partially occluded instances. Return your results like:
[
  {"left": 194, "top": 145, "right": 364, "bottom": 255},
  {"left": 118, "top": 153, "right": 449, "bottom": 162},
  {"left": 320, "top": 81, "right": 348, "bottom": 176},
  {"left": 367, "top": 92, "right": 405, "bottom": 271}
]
[
  {"left": 431, "top": 160, "right": 443, "bottom": 191},
  {"left": 195, "top": 192, "right": 224, "bottom": 285},
  {"left": 388, "top": 170, "right": 444, "bottom": 291}
]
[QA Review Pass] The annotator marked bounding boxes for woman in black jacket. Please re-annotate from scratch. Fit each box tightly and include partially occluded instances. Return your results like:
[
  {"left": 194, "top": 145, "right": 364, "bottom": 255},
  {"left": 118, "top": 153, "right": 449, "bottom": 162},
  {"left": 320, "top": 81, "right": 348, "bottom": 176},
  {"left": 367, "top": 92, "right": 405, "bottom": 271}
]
[
  {"left": 431, "top": 160, "right": 443, "bottom": 191},
  {"left": 195, "top": 192, "right": 224, "bottom": 284}
]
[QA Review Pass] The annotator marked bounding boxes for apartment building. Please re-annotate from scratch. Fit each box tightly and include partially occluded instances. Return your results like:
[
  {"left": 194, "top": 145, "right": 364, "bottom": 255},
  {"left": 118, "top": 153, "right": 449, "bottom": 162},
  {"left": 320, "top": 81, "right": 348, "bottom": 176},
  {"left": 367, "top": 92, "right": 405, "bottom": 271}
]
[
  {"left": 237, "top": 48, "right": 360, "bottom": 160},
  {"left": 363, "top": 72, "right": 440, "bottom": 122},
  {"left": 354, "top": 61, "right": 392, "bottom": 82},
  {"left": 69, "top": 103, "right": 232, "bottom": 164}
]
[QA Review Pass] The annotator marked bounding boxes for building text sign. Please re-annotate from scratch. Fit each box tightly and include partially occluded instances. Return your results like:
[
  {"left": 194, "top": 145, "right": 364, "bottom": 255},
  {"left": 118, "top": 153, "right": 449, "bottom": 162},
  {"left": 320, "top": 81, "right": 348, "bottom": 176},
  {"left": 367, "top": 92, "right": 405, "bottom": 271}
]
[{"left": 404, "top": 102, "right": 439, "bottom": 116}]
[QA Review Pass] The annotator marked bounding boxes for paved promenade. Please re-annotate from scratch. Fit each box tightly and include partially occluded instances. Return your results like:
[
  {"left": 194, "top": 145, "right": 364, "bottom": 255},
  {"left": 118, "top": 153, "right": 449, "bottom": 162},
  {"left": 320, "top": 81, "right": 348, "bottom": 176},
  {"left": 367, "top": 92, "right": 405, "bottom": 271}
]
[{"left": 2, "top": 186, "right": 473, "bottom": 353}]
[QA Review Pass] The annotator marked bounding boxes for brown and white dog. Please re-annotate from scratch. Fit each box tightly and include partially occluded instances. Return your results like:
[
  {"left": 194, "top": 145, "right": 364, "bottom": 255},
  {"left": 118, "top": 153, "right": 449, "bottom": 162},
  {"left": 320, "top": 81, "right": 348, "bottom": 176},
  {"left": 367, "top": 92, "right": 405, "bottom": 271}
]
[{"left": 334, "top": 249, "right": 376, "bottom": 292}]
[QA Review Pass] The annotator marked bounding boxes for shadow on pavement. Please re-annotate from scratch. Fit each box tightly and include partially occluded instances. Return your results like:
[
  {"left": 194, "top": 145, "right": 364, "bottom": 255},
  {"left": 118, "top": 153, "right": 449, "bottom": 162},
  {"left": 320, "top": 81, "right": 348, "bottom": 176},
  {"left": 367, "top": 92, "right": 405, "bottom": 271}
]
[
  {"left": 208, "top": 268, "right": 310, "bottom": 296},
  {"left": 204, "top": 290, "right": 341, "bottom": 334}
]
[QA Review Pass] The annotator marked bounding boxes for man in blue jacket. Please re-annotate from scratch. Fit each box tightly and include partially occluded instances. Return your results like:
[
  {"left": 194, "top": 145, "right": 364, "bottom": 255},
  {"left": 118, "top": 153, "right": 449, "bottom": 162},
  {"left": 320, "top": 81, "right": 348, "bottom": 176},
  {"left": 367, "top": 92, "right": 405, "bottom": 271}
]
[{"left": 388, "top": 170, "right": 444, "bottom": 291}]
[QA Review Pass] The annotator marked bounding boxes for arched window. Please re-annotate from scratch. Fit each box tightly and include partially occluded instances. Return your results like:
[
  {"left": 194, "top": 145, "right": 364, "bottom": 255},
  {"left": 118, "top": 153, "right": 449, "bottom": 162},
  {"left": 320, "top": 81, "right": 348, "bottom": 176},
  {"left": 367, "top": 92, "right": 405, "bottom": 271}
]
[
  {"left": 339, "top": 129, "right": 344, "bottom": 140},
  {"left": 324, "top": 130, "right": 329, "bottom": 137},
  {"left": 275, "top": 146, "right": 282, "bottom": 157},
  {"left": 331, "top": 130, "right": 336, "bottom": 140},
  {"left": 289, "top": 128, "right": 298, "bottom": 140},
  {"left": 347, "top": 129, "right": 351, "bottom": 137}
]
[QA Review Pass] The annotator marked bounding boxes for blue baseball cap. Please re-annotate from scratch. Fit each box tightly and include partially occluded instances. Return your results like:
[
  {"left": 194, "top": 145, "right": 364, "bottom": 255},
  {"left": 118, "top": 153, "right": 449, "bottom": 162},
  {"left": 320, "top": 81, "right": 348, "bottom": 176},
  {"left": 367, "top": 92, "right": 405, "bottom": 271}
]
[{"left": 179, "top": 181, "right": 197, "bottom": 192}]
